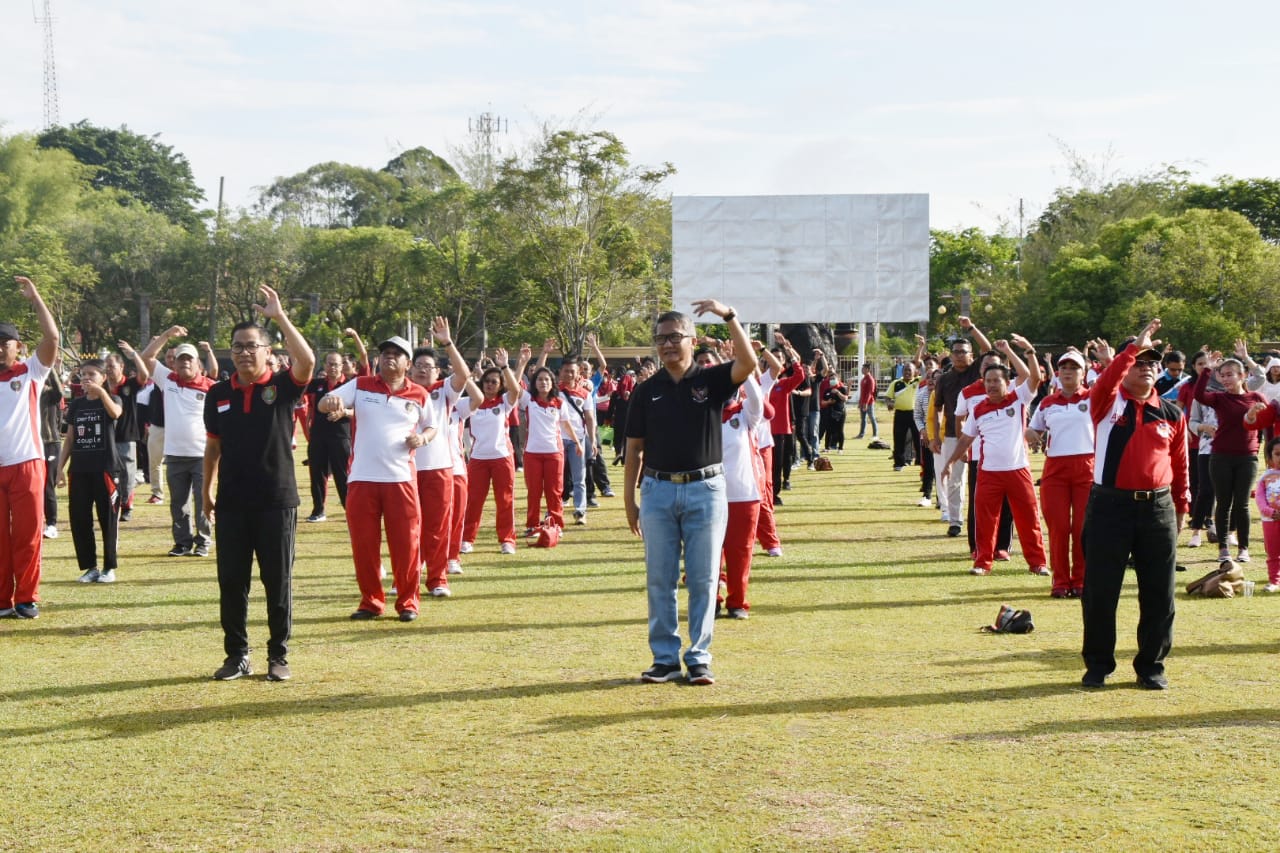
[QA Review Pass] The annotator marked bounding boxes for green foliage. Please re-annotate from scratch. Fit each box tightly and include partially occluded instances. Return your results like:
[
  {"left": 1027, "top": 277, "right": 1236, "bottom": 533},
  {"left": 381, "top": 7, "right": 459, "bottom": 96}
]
[
  {"left": 37, "top": 120, "right": 205, "bottom": 228},
  {"left": 259, "top": 161, "right": 403, "bottom": 229},
  {"left": 1184, "top": 177, "right": 1280, "bottom": 243}
]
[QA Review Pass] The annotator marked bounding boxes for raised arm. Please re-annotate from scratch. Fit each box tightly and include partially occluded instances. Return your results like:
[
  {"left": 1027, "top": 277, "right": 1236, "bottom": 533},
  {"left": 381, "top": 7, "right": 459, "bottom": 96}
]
[
  {"left": 958, "top": 316, "right": 991, "bottom": 356},
  {"left": 140, "top": 325, "right": 187, "bottom": 378},
  {"left": 691, "top": 299, "right": 754, "bottom": 384},
  {"left": 117, "top": 340, "right": 151, "bottom": 384},
  {"left": 537, "top": 338, "right": 556, "bottom": 370},
  {"left": 197, "top": 341, "right": 219, "bottom": 378},
  {"left": 432, "top": 316, "right": 473, "bottom": 394},
  {"left": 255, "top": 284, "right": 315, "bottom": 383},
  {"left": 343, "top": 328, "right": 369, "bottom": 373},
  {"left": 13, "top": 277, "right": 59, "bottom": 369},
  {"left": 494, "top": 348, "right": 521, "bottom": 407}
]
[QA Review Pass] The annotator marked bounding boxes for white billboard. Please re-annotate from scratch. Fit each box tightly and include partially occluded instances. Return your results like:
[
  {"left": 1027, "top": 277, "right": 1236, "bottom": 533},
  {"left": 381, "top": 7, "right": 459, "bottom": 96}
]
[{"left": 671, "top": 194, "right": 930, "bottom": 323}]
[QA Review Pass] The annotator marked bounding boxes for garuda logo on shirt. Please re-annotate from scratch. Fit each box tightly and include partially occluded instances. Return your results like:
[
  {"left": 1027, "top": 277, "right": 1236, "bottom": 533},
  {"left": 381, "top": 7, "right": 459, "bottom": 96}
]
[{"left": 691, "top": 385, "right": 709, "bottom": 403}]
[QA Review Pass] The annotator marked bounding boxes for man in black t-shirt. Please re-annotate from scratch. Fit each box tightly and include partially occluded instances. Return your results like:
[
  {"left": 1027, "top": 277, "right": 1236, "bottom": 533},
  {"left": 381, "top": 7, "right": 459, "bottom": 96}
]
[
  {"left": 623, "top": 299, "right": 754, "bottom": 686},
  {"left": 304, "top": 351, "right": 352, "bottom": 522},
  {"left": 202, "top": 286, "right": 315, "bottom": 682},
  {"left": 55, "top": 359, "right": 123, "bottom": 584}
]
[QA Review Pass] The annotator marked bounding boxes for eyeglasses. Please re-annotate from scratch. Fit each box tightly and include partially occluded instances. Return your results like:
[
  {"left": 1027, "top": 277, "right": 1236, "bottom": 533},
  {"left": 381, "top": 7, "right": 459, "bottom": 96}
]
[
  {"left": 413, "top": 362, "right": 438, "bottom": 371},
  {"left": 652, "top": 333, "right": 690, "bottom": 346},
  {"left": 950, "top": 348, "right": 971, "bottom": 355},
  {"left": 230, "top": 342, "right": 270, "bottom": 354}
]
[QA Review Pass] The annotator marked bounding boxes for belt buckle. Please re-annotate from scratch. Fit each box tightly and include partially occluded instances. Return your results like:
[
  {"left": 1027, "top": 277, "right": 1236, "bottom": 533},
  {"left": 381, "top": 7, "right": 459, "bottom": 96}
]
[
  {"left": 1134, "top": 490, "right": 1153, "bottom": 501},
  {"left": 670, "top": 472, "right": 690, "bottom": 484}
]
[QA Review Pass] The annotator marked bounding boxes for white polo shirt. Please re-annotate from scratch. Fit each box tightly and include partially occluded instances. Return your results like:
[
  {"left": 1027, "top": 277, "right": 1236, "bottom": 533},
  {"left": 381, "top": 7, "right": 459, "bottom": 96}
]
[
  {"left": 722, "top": 375, "right": 765, "bottom": 503},
  {"left": 328, "top": 376, "right": 435, "bottom": 483},
  {"left": 414, "top": 379, "right": 461, "bottom": 473},
  {"left": 451, "top": 399, "right": 470, "bottom": 476},
  {"left": 468, "top": 397, "right": 514, "bottom": 460},
  {"left": 1028, "top": 390, "right": 1095, "bottom": 457},
  {"left": 521, "top": 391, "right": 573, "bottom": 454},
  {"left": 0, "top": 355, "right": 52, "bottom": 466},
  {"left": 962, "top": 382, "right": 1034, "bottom": 472},
  {"left": 159, "top": 370, "right": 215, "bottom": 458}
]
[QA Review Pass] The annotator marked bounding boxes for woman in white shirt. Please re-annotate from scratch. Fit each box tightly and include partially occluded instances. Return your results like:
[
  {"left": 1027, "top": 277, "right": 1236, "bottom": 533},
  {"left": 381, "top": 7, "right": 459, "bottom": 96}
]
[
  {"left": 460, "top": 347, "right": 526, "bottom": 555},
  {"left": 520, "top": 366, "right": 580, "bottom": 535}
]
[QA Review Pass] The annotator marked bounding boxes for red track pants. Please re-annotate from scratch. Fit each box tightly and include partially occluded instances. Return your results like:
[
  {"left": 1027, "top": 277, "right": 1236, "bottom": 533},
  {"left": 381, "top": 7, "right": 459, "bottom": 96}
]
[
  {"left": 974, "top": 467, "right": 1046, "bottom": 571},
  {"left": 0, "top": 459, "right": 44, "bottom": 608},
  {"left": 463, "top": 456, "right": 516, "bottom": 546},
  {"left": 756, "top": 446, "right": 781, "bottom": 551},
  {"left": 416, "top": 467, "right": 453, "bottom": 592},
  {"left": 448, "top": 472, "right": 467, "bottom": 561},
  {"left": 1039, "top": 453, "right": 1092, "bottom": 594},
  {"left": 722, "top": 499, "right": 760, "bottom": 611},
  {"left": 522, "top": 450, "right": 565, "bottom": 530},
  {"left": 346, "top": 480, "right": 420, "bottom": 615}
]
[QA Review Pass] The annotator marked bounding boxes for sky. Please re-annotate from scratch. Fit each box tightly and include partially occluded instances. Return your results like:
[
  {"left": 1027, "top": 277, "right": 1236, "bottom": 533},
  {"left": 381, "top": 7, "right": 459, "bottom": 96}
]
[{"left": 3, "top": 1, "right": 1279, "bottom": 232}]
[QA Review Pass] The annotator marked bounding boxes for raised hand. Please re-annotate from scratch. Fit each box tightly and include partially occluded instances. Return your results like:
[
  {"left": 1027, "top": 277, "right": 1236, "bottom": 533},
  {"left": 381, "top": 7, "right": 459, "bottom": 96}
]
[{"left": 253, "top": 284, "right": 285, "bottom": 321}]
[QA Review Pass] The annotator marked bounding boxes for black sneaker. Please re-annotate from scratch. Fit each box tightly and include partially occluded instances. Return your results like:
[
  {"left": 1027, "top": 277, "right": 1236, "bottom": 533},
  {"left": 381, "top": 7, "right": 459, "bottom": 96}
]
[
  {"left": 687, "top": 664, "right": 715, "bottom": 685},
  {"left": 213, "top": 657, "right": 252, "bottom": 680},
  {"left": 266, "top": 658, "right": 291, "bottom": 681},
  {"left": 640, "top": 663, "right": 684, "bottom": 683},
  {"left": 574, "top": 510, "right": 586, "bottom": 526},
  {"left": 601, "top": 489, "right": 615, "bottom": 498},
  {"left": 1081, "top": 670, "right": 1108, "bottom": 688},
  {"left": 1136, "top": 673, "right": 1168, "bottom": 690},
  {"left": 350, "top": 609, "right": 379, "bottom": 621},
  {"left": 14, "top": 602, "right": 39, "bottom": 619},
  {"left": 119, "top": 509, "right": 132, "bottom": 522},
  {"left": 586, "top": 498, "right": 600, "bottom": 508},
  {"left": 946, "top": 524, "right": 962, "bottom": 538},
  {"left": 398, "top": 610, "right": 418, "bottom": 622},
  {"left": 168, "top": 544, "right": 192, "bottom": 557},
  {"left": 188, "top": 545, "right": 210, "bottom": 557},
  {"left": 728, "top": 608, "right": 749, "bottom": 620}
]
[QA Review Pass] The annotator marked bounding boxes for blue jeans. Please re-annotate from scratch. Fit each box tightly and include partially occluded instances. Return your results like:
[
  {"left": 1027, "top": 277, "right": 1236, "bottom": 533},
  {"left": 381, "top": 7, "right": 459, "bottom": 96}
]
[
  {"left": 563, "top": 440, "right": 587, "bottom": 512},
  {"left": 858, "top": 405, "right": 878, "bottom": 437},
  {"left": 639, "top": 474, "right": 729, "bottom": 667},
  {"left": 804, "top": 411, "right": 819, "bottom": 461}
]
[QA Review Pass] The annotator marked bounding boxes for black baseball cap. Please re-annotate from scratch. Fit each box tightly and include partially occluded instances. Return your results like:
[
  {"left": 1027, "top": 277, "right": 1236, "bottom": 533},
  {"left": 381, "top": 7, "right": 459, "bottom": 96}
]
[{"left": 0, "top": 322, "right": 19, "bottom": 341}]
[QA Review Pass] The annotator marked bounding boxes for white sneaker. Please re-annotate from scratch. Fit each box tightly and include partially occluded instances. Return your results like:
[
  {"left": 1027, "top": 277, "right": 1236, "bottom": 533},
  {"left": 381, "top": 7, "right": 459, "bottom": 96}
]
[
  {"left": 447, "top": 560, "right": 464, "bottom": 575},
  {"left": 1265, "top": 584, "right": 1280, "bottom": 594},
  {"left": 390, "top": 585, "right": 397, "bottom": 595},
  {"left": 1237, "top": 549, "right": 1251, "bottom": 563},
  {"left": 43, "top": 525, "right": 58, "bottom": 539},
  {"left": 1187, "top": 531, "right": 1202, "bottom": 548},
  {"left": 430, "top": 587, "right": 452, "bottom": 598},
  {"left": 378, "top": 563, "right": 387, "bottom": 579},
  {"left": 917, "top": 497, "right": 932, "bottom": 507},
  {"left": 77, "top": 569, "right": 101, "bottom": 583},
  {"left": 96, "top": 569, "right": 117, "bottom": 583},
  {"left": 459, "top": 541, "right": 474, "bottom": 554},
  {"left": 767, "top": 547, "right": 783, "bottom": 557},
  {"left": 1228, "top": 533, "right": 1239, "bottom": 547},
  {"left": 500, "top": 542, "right": 516, "bottom": 555}
]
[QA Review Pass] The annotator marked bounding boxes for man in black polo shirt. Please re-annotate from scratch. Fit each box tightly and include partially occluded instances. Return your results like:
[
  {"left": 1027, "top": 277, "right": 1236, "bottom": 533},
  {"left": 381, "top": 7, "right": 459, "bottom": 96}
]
[
  {"left": 624, "top": 299, "right": 755, "bottom": 686},
  {"left": 304, "top": 351, "right": 352, "bottom": 522},
  {"left": 202, "top": 285, "right": 315, "bottom": 682}
]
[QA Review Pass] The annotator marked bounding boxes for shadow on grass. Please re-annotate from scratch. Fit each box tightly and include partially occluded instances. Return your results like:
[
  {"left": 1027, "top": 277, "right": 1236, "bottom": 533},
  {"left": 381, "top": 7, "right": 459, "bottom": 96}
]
[
  {"left": 530, "top": 681, "right": 1089, "bottom": 733},
  {"left": 0, "top": 675, "right": 199, "bottom": 702},
  {"left": 0, "top": 677, "right": 636, "bottom": 740},
  {"left": 956, "top": 707, "right": 1280, "bottom": 740}
]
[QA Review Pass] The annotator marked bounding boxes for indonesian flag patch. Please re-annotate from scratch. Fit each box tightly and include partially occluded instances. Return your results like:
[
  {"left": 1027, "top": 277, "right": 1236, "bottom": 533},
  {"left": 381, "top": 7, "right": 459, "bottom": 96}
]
[{"left": 216, "top": 400, "right": 231, "bottom": 414}]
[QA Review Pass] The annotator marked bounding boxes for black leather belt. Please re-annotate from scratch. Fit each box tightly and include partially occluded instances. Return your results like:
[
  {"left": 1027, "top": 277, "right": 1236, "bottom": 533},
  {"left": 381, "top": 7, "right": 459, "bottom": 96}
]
[
  {"left": 1092, "top": 485, "right": 1171, "bottom": 501},
  {"left": 644, "top": 464, "right": 723, "bottom": 484}
]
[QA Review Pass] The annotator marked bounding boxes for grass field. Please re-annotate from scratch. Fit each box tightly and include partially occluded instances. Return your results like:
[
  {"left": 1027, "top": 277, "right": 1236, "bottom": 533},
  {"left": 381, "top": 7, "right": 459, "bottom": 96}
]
[{"left": 4, "top": 429, "right": 1280, "bottom": 852}]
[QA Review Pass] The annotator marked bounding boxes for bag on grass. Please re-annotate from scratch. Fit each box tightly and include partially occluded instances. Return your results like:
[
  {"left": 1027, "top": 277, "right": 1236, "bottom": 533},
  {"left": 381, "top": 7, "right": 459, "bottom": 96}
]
[
  {"left": 981, "top": 604, "right": 1034, "bottom": 634},
  {"left": 868, "top": 438, "right": 890, "bottom": 451},
  {"left": 814, "top": 456, "right": 833, "bottom": 471},
  {"left": 1185, "top": 561, "right": 1245, "bottom": 597},
  {"left": 532, "top": 517, "right": 562, "bottom": 548}
]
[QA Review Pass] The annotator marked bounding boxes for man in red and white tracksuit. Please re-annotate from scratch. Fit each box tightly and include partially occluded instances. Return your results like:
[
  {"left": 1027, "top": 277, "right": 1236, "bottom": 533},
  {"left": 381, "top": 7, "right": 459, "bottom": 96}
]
[
  {"left": 1027, "top": 351, "right": 1095, "bottom": 597},
  {"left": 320, "top": 335, "right": 437, "bottom": 621},
  {"left": 0, "top": 276, "right": 59, "bottom": 619},
  {"left": 719, "top": 372, "right": 766, "bottom": 619},
  {"left": 410, "top": 317, "right": 473, "bottom": 597},
  {"left": 942, "top": 336, "right": 1048, "bottom": 577}
]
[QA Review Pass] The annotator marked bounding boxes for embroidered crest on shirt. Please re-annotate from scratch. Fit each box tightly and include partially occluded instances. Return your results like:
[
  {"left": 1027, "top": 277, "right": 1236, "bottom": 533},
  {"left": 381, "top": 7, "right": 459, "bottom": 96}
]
[
  {"left": 262, "top": 386, "right": 277, "bottom": 404},
  {"left": 195, "top": 392, "right": 206, "bottom": 402},
  {"left": 9, "top": 380, "right": 19, "bottom": 391},
  {"left": 691, "top": 385, "right": 709, "bottom": 403},
  {"left": 1078, "top": 402, "right": 1088, "bottom": 411}
]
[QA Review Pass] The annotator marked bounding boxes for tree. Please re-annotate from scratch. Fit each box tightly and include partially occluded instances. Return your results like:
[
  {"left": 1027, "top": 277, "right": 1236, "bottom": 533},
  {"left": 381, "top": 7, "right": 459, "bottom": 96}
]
[
  {"left": 258, "top": 162, "right": 401, "bottom": 229},
  {"left": 928, "top": 228, "right": 1021, "bottom": 340},
  {"left": 37, "top": 121, "right": 205, "bottom": 228},
  {"left": 1183, "top": 177, "right": 1280, "bottom": 243},
  {"left": 488, "top": 129, "right": 675, "bottom": 353}
]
